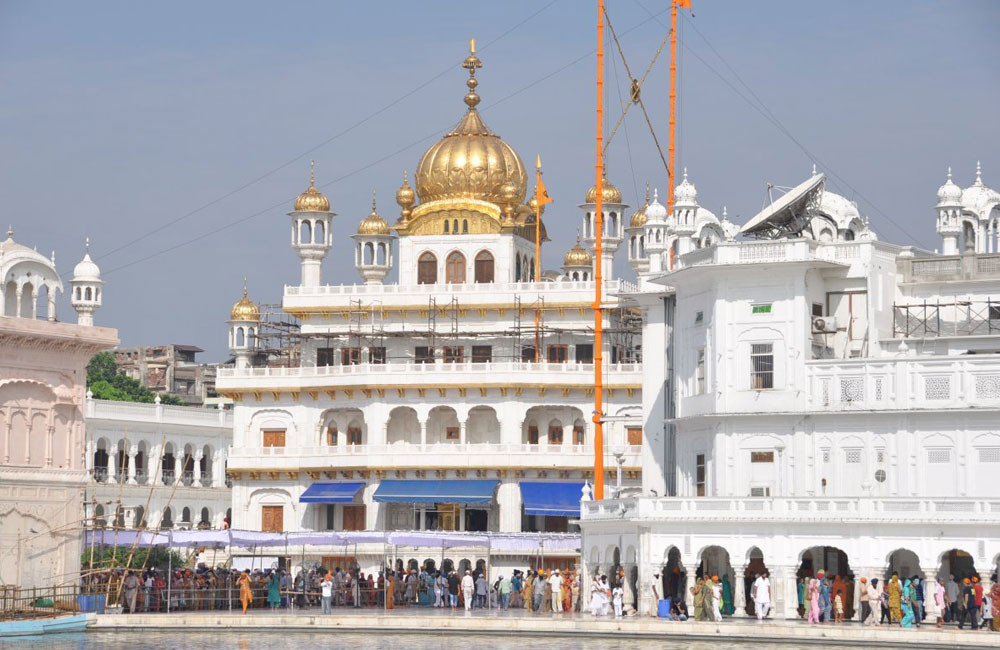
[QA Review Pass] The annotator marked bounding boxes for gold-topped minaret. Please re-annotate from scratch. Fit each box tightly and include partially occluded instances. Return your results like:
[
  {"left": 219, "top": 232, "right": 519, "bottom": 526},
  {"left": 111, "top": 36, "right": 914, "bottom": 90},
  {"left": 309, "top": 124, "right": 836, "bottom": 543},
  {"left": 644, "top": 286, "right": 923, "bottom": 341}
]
[{"left": 294, "top": 160, "right": 331, "bottom": 212}]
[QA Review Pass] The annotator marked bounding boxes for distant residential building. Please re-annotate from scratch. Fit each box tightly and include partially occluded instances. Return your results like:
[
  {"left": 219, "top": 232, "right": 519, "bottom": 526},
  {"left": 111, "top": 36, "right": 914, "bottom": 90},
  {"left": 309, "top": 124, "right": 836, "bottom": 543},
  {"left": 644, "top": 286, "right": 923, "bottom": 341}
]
[{"left": 114, "top": 344, "right": 219, "bottom": 406}]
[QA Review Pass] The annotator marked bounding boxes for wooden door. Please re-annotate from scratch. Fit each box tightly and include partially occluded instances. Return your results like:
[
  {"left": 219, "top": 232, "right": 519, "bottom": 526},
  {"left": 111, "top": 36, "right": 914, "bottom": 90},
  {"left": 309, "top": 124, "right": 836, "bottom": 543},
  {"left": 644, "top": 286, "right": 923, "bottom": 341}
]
[
  {"left": 262, "top": 430, "right": 285, "bottom": 448},
  {"left": 627, "top": 427, "right": 643, "bottom": 446},
  {"left": 261, "top": 505, "right": 283, "bottom": 532},
  {"left": 342, "top": 505, "right": 365, "bottom": 531}
]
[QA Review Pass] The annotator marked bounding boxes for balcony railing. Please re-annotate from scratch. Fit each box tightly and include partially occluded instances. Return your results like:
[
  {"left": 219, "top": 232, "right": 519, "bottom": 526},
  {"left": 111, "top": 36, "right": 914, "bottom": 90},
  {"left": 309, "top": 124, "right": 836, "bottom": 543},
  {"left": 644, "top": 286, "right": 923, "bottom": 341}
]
[
  {"left": 284, "top": 278, "right": 637, "bottom": 298},
  {"left": 806, "top": 355, "right": 1000, "bottom": 411},
  {"left": 92, "top": 467, "right": 108, "bottom": 483},
  {"left": 161, "top": 469, "right": 175, "bottom": 485},
  {"left": 218, "top": 360, "right": 642, "bottom": 383},
  {"left": 228, "top": 443, "right": 642, "bottom": 470},
  {"left": 581, "top": 496, "right": 1000, "bottom": 524}
]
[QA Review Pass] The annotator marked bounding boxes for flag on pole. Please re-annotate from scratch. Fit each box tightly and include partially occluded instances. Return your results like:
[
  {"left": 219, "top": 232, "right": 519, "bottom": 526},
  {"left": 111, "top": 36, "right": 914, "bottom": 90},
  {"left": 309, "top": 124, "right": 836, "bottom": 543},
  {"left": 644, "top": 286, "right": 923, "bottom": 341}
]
[
  {"left": 677, "top": 0, "right": 692, "bottom": 7},
  {"left": 535, "top": 175, "right": 554, "bottom": 206}
]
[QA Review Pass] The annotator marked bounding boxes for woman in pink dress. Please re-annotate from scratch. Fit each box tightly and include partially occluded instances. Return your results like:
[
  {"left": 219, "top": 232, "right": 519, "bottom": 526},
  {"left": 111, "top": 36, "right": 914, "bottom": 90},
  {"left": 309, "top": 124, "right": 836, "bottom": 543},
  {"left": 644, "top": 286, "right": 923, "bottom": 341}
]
[{"left": 807, "top": 578, "right": 821, "bottom": 624}]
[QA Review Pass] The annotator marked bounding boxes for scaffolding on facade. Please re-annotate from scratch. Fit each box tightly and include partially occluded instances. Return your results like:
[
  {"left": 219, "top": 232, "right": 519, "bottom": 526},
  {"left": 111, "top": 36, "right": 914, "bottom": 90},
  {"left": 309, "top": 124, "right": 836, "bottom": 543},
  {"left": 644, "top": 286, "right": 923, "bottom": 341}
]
[{"left": 893, "top": 298, "right": 1000, "bottom": 339}]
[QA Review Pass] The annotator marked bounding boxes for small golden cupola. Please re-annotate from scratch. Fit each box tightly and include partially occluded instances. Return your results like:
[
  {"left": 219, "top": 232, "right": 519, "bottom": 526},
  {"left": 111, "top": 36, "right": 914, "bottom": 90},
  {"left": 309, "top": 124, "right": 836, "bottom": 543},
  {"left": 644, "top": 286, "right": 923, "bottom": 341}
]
[
  {"left": 358, "top": 190, "right": 391, "bottom": 235},
  {"left": 396, "top": 40, "right": 530, "bottom": 237},
  {"left": 293, "top": 160, "right": 331, "bottom": 212},
  {"left": 585, "top": 176, "right": 623, "bottom": 205},
  {"left": 563, "top": 233, "right": 594, "bottom": 267},
  {"left": 630, "top": 182, "right": 651, "bottom": 228},
  {"left": 230, "top": 282, "right": 260, "bottom": 322}
]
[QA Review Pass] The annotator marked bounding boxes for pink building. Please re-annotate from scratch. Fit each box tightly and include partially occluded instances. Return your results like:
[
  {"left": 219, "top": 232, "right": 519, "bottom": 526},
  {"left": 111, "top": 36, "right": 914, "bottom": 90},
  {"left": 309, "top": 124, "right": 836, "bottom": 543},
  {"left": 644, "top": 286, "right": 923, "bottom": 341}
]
[{"left": 0, "top": 231, "right": 118, "bottom": 589}]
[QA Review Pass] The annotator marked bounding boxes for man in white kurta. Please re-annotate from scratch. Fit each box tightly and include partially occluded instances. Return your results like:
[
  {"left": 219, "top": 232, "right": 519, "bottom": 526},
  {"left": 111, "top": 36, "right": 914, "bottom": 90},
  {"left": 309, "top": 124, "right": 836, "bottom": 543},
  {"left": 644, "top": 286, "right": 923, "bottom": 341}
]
[{"left": 752, "top": 572, "right": 771, "bottom": 621}]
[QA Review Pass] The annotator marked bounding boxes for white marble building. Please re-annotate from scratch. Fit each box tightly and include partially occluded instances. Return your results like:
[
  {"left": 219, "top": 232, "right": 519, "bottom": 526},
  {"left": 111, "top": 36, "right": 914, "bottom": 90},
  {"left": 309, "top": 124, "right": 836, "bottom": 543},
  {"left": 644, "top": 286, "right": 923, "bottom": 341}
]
[
  {"left": 580, "top": 164, "right": 1000, "bottom": 619},
  {"left": 217, "top": 46, "right": 643, "bottom": 574},
  {"left": 84, "top": 395, "right": 233, "bottom": 532},
  {"left": 0, "top": 230, "right": 118, "bottom": 589}
]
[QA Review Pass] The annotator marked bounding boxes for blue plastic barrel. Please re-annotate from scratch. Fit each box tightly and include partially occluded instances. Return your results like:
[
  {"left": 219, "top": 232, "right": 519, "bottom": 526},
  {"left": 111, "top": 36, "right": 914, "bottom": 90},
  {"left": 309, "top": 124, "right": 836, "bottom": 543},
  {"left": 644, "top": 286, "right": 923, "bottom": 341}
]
[{"left": 657, "top": 597, "right": 671, "bottom": 617}]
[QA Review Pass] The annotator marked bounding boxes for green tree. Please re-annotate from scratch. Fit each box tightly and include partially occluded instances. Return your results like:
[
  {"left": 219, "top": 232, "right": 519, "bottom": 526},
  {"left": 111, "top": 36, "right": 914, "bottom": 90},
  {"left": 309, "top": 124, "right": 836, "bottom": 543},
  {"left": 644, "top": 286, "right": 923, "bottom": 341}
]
[
  {"left": 82, "top": 545, "right": 186, "bottom": 572},
  {"left": 86, "top": 352, "right": 184, "bottom": 406}
]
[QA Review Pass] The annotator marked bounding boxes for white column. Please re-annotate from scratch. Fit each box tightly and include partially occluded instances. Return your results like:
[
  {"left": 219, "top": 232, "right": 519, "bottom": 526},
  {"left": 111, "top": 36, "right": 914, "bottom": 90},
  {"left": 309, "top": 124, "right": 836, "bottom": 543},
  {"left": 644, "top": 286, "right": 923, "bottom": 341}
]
[
  {"left": 108, "top": 444, "right": 119, "bottom": 484},
  {"left": 459, "top": 420, "right": 467, "bottom": 446},
  {"left": 212, "top": 449, "right": 224, "bottom": 488},
  {"left": 623, "top": 563, "right": 636, "bottom": 613},
  {"left": 193, "top": 452, "right": 204, "bottom": 487},
  {"left": 562, "top": 423, "right": 573, "bottom": 448},
  {"left": 126, "top": 445, "right": 138, "bottom": 484},
  {"left": 684, "top": 570, "right": 697, "bottom": 608},
  {"left": 148, "top": 444, "right": 161, "bottom": 485},
  {"left": 46, "top": 290, "right": 56, "bottom": 322},
  {"left": 733, "top": 566, "right": 747, "bottom": 616},
  {"left": 419, "top": 418, "right": 427, "bottom": 447},
  {"left": 496, "top": 479, "right": 520, "bottom": 532},
  {"left": 779, "top": 566, "right": 798, "bottom": 619}
]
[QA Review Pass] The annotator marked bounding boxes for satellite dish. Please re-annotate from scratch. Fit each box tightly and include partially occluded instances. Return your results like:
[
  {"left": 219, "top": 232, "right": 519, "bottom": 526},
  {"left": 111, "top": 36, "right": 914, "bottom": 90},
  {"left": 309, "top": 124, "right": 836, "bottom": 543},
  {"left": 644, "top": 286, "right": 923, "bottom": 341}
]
[{"left": 741, "top": 173, "right": 826, "bottom": 239}]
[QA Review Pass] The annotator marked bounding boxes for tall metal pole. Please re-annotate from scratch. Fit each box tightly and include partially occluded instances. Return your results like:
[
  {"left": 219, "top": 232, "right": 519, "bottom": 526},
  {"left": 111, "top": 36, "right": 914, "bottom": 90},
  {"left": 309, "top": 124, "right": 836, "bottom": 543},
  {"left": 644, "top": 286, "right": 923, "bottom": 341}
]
[
  {"left": 668, "top": 0, "right": 678, "bottom": 264},
  {"left": 535, "top": 155, "right": 543, "bottom": 362},
  {"left": 593, "top": 0, "right": 606, "bottom": 500}
]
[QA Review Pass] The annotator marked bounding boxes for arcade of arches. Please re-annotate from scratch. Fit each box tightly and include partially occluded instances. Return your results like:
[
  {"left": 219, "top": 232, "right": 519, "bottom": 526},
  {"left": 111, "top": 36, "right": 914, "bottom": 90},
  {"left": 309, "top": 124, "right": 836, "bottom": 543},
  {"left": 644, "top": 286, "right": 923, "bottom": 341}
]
[{"left": 585, "top": 540, "right": 999, "bottom": 620}]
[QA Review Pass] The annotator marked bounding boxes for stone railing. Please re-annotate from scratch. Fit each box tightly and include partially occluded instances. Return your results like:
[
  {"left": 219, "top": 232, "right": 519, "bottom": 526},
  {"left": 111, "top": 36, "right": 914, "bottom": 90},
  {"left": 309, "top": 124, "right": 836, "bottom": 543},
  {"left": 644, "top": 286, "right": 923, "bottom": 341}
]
[
  {"left": 580, "top": 496, "right": 1000, "bottom": 523},
  {"left": 228, "top": 443, "right": 643, "bottom": 470},
  {"left": 806, "top": 355, "right": 1000, "bottom": 411},
  {"left": 86, "top": 398, "right": 232, "bottom": 429},
  {"left": 674, "top": 239, "right": 872, "bottom": 271},
  {"left": 217, "top": 361, "right": 643, "bottom": 389},
  {"left": 899, "top": 251, "right": 1000, "bottom": 283},
  {"left": 285, "top": 279, "right": 635, "bottom": 297}
]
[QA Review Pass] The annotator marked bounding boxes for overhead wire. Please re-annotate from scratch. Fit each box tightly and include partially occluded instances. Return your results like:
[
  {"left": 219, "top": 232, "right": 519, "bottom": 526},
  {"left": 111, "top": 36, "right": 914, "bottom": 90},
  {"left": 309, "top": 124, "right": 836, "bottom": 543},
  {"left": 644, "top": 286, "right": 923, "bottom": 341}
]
[
  {"left": 632, "top": 0, "right": 919, "bottom": 245},
  {"left": 100, "top": 7, "right": 673, "bottom": 277},
  {"left": 93, "top": 0, "right": 561, "bottom": 264}
]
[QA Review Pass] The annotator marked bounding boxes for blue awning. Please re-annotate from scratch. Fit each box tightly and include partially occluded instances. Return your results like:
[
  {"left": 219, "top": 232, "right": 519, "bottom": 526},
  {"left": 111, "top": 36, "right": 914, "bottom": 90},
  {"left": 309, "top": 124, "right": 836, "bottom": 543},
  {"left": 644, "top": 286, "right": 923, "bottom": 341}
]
[
  {"left": 520, "top": 482, "right": 585, "bottom": 517},
  {"left": 299, "top": 482, "right": 365, "bottom": 504},
  {"left": 373, "top": 480, "right": 498, "bottom": 504}
]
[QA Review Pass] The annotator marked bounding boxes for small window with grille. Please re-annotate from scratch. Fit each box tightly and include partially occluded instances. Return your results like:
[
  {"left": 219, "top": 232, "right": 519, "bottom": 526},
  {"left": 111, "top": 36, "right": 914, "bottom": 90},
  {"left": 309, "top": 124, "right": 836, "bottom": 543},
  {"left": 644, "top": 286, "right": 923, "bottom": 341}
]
[
  {"left": 927, "top": 448, "right": 952, "bottom": 464},
  {"left": 978, "top": 447, "right": 1000, "bottom": 463},
  {"left": 844, "top": 449, "right": 861, "bottom": 464},
  {"left": 750, "top": 343, "right": 774, "bottom": 389}
]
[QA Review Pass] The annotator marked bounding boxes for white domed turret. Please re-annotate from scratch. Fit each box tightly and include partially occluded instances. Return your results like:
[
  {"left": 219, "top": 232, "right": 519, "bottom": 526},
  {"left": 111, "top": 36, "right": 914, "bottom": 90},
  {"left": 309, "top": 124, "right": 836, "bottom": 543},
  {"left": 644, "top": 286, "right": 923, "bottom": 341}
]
[
  {"left": 671, "top": 168, "right": 699, "bottom": 256},
  {"left": 228, "top": 280, "right": 259, "bottom": 370},
  {"left": 1, "top": 226, "right": 63, "bottom": 320},
  {"left": 627, "top": 183, "right": 650, "bottom": 274},
  {"left": 958, "top": 161, "right": 1000, "bottom": 254},
  {"left": 579, "top": 175, "right": 627, "bottom": 280},
  {"left": 290, "top": 160, "right": 335, "bottom": 287},
  {"left": 352, "top": 189, "right": 395, "bottom": 285},
  {"left": 936, "top": 167, "right": 963, "bottom": 255},
  {"left": 70, "top": 238, "right": 102, "bottom": 327},
  {"left": 642, "top": 189, "right": 670, "bottom": 274}
]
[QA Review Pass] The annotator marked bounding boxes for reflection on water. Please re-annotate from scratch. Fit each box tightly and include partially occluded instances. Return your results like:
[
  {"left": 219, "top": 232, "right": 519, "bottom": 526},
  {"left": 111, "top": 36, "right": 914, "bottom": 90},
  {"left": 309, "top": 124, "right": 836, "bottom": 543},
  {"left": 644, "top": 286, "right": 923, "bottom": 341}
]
[{"left": 0, "top": 631, "right": 859, "bottom": 650}]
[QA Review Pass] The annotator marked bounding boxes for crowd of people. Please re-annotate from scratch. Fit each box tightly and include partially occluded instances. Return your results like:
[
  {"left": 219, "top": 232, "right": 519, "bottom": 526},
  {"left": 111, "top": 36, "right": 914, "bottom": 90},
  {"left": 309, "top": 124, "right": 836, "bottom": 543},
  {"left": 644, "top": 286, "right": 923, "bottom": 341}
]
[{"left": 79, "top": 563, "right": 1000, "bottom": 633}]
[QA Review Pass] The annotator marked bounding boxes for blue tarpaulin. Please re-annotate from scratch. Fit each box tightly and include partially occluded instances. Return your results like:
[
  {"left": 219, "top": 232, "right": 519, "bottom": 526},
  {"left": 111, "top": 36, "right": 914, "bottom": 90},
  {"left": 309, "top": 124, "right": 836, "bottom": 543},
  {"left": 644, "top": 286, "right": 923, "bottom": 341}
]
[
  {"left": 299, "top": 482, "right": 366, "bottom": 503},
  {"left": 519, "top": 482, "right": 585, "bottom": 517},
  {"left": 373, "top": 479, "right": 498, "bottom": 504}
]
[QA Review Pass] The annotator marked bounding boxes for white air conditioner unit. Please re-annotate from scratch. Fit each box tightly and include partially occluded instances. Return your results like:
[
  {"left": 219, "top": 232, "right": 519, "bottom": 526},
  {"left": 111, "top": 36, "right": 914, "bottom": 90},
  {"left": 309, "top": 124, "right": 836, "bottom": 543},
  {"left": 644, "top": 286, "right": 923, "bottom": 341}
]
[{"left": 812, "top": 316, "right": 837, "bottom": 333}]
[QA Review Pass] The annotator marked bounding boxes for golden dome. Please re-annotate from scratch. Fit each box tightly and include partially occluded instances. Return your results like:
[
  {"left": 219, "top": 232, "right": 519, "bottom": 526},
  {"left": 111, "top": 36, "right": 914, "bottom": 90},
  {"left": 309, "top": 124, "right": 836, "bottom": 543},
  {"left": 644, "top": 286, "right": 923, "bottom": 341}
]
[
  {"left": 413, "top": 42, "right": 527, "bottom": 208},
  {"left": 230, "top": 283, "right": 260, "bottom": 322},
  {"left": 563, "top": 234, "right": 593, "bottom": 267},
  {"left": 585, "top": 176, "right": 623, "bottom": 204},
  {"left": 357, "top": 190, "right": 391, "bottom": 235},
  {"left": 396, "top": 171, "right": 416, "bottom": 211},
  {"left": 293, "top": 160, "right": 331, "bottom": 212}
]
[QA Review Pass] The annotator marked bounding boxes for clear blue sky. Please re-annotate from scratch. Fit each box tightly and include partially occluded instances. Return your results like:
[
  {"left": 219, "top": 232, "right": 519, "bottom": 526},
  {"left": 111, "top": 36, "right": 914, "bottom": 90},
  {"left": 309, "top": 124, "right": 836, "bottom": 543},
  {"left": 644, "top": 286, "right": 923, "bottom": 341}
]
[{"left": 2, "top": 1, "right": 997, "bottom": 360}]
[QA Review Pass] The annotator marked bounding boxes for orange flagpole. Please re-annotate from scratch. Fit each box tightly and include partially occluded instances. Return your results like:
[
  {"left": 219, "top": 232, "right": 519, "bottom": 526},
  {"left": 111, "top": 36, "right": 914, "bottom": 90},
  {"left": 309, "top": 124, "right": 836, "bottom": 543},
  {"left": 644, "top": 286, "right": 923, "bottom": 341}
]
[
  {"left": 534, "top": 155, "right": 542, "bottom": 363},
  {"left": 667, "top": 0, "right": 679, "bottom": 269},
  {"left": 593, "top": 0, "right": 605, "bottom": 501}
]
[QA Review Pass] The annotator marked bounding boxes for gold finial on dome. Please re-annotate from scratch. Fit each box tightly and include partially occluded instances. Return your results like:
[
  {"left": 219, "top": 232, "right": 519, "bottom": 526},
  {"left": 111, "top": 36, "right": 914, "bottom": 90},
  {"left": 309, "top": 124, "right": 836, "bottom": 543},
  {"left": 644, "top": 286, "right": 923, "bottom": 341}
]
[
  {"left": 585, "top": 175, "right": 623, "bottom": 204},
  {"left": 230, "top": 278, "right": 260, "bottom": 322},
  {"left": 396, "top": 170, "right": 416, "bottom": 221},
  {"left": 294, "top": 159, "right": 331, "bottom": 212},
  {"left": 564, "top": 230, "right": 593, "bottom": 267},
  {"left": 358, "top": 189, "right": 391, "bottom": 235},
  {"left": 462, "top": 38, "right": 483, "bottom": 109}
]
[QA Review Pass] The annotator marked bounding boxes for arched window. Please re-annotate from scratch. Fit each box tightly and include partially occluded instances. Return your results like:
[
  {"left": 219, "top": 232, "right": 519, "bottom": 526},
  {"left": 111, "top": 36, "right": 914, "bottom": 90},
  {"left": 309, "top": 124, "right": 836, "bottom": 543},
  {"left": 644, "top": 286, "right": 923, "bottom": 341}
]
[
  {"left": 446, "top": 252, "right": 466, "bottom": 284},
  {"left": 299, "top": 220, "right": 311, "bottom": 245},
  {"left": 326, "top": 423, "right": 338, "bottom": 446},
  {"left": 474, "top": 250, "right": 494, "bottom": 283},
  {"left": 843, "top": 229, "right": 855, "bottom": 241},
  {"left": 453, "top": 219, "right": 459, "bottom": 234},
  {"left": 182, "top": 507, "right": 191, "bottom": 523},
  {"left": 314, "top": 220, "right": 325, "bottom": 244},
  {"left": 85, "top": 287, "right": 92, "bottom": 301},
  {"left": 364, "top": 242, "right": 374, "bottom": 265},
  {"left": 417, "top": 252, "right": 437, "bottom": 284},
  {"left": 462, "top": 219, "right": 468, "bottom": 234},
  {"left": 515, "top": 255, "right": 522, "bottom": 281},
  {"left": 444, "top": 220, "right": 450, "bottom": 234}
]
